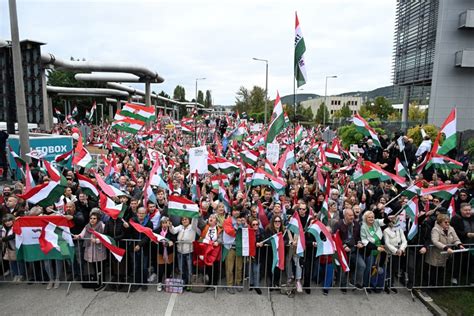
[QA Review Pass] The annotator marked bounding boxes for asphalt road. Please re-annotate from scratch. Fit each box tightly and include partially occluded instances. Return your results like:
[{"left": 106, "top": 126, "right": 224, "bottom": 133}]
[{"left": 0, "top": 283, "right": 431, "bottom": 316}]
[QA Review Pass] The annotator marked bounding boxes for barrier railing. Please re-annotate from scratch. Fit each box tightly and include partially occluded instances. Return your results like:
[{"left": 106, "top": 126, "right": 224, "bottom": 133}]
[{"left": 1, "top": 239, "right": 472, "bottom": 297}]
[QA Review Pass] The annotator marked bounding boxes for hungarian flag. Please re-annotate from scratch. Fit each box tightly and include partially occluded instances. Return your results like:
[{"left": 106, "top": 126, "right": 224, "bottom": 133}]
[
  {"left": 120, "top": 102, "right": 156, "bottom": 122},
  {"left": 25, "top": 163, "right": 35, "bottom": 191},
  {"left": 404, "top": 196, "right": 419, "bottom": 240},
  {"left": 192, "top": 241, "right": 222, "bottom": 266},
  {"left": 168, "top": 195, "right": 200, "bottom": 218},
  {"left": 111, "top": 141, "right": 127, "bottom": 154},
  {"left": 76, "top": 173, "right": 99, "bottom": 198},
  {"left": 236, "top": 227, "right": 256, "bottom": 257},
  {"left": 333, "top": 230, "right": 350, "bottom": 272},
  {"left": 129, "top": 219, "right": 168, "bottom": 243},
  {"left": 55, "top": 149, "right": 73, "bottom": 167},
  {"left": 9, "top": 145, "right": 26, "bottom": 169},
  {"left": 306, "top": 220, "right": 335, "bottom": 257},
  {"left": 211, "top": 174, "right": 229, "bottom": 189},
  {"left": 18, "top": 180, "right": 64, "bottom": 207},
  {"left": 208, "top": 156, "right": 239, "bottom": 174},
  {"left": 230, "top": 122, "right": 247, "bottom": 141},
  {"left": 294, "top": 12, "right": 307, "bottom": 87},
  {"left": 447, "top": 197, "right": 456, "bottom": 219},
  {"left": 421, "top": 183, "right": 460, "bottom": 200},
  {"left": 325, "top": 148, "right": 343, "bottom": 164},
  {"left": 433, "top": 108, "right": 456, "bottom": 155},
  {"left": 87, "top": 102, "right": 96, "bottom": 121},
  {"left": 425, "top": 153, "right": 462, "bottom": 171},
  {"left": 99, "top": 193, "right": 126, "bottom": 219},
  {"left": 88, "top": 229, "right": 125, "bottom": 262},
  {"left": 400, "top": 183, "right": 422, "bottom": 199},
  {"left": 354, "top": 160, "right": 406, "bottom": 186},
  {"left": 181, "top": 125, "right": 194, "bottom": 135},
  {"left": 257, "top": 200, "right": 270, "bottom": 229},
  {"left": 240, "top": 149, "right": 259, "bottom": 167},
  {"left": 71, "top": 106, "right": 78, "bottom": 117},
  {"left": 265, "top": 92, "right": 285, "bottom": 144},
  {"left": 395, "top": 158, "right": 408, "bottom": 177},
  {"left": 264, "top": 159, "right": 278, "bottom": 176},
  {"left": 294, "top": 125, "right": 304, "bottom": 143},
  {"left": 13, "top": 216, "right": 74, "bottom": 262},
  {"left": 43, "top": 160, "right": 62, "bottom": 182},
  {"left": 319, "top": 195, "right": 329, "bottom": 225},
  {"left": 218, "top": 180, "right": 232, "bottom": 213},
  {"left": 276, "top": 144, "right": 296, "bottom": 175},
  {"left": 270, "top": 232, "right": 285, "bottom": 272},
  {"left": 73, "top": 147, "right": 93, "bottom": 168},
  {"left": 112, "top": 118, "right": 145, "bottom": 134},
  {"left": 352, "top": 113, "right": 381, "bottom": 147},
  {"left": 287, "top": 211, "right": 306, "bottom": 257},
  {"left": 94, "top": 172, "right": 127, "bottom": 197}
]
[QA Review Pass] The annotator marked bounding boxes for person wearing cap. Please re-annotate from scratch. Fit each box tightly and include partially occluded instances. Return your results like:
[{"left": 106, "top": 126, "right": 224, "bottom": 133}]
[{"left": 223, "top": 205, "right": 245, "bottom": 294}]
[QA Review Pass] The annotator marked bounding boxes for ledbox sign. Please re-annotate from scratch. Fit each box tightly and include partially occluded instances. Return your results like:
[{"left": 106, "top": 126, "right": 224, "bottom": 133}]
[{"left": 8, "top": 134, "right": 73, "bottom": 179}]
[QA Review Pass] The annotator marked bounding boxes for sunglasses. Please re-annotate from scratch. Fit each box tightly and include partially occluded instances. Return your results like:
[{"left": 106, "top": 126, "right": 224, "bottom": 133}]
[
  {"left": 251, "top": 223, "right": 259, "bottom": 226},
  {"left": 274, "top": 220, "right": 282, "bottom": 223}
]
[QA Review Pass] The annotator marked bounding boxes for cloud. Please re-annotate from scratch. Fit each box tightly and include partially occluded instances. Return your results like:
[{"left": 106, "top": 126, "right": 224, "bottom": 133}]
[{"left": 0, "top": 0, "right": 396, "bottom": 104}]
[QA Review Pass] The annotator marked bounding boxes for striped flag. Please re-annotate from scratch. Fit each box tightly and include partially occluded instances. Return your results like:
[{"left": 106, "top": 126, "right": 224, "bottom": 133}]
[
  {"left": 168, "top": 195, "right": 200, "bottom": 218},
  {"left": 306, "top": 220, "right": 335, "bottom": 257},
  {"left": 111, "top": 141, "right": 127, "bottom": 154},
  {"left": 333, "top": 230, "right": 350, "bottom": 272},
  {"left": 88, "top": 229, "right": 125, "bottom": 262},
  {"left": 270, "top": 232, "right": 285, "bottom": 272},
  {"left": 94, "top": 172, "right": 127, "bottom": 198},
  {"left": 395, "top": 157, "right": 408, "bottom": 177},
  {"left": 352, "top": 113, "right": 381, "bottom": 147},
  {"left": 112, "top": 118, "right": 145, "bottom": 134},
  {"left": 99, "top": 193, "right": 126, "bottom": 220},
  {"left": 276, "top": 144, "right": 296, "bottom": 175},
  {"left": 447, "top": 197, "right": 456, "bottom": 219},
  {"left": 257, "top": 200, "right": 270, "bottom": 229},
  {"left": 294, "top": 12, "right": 307, "bottom": 87},
  {"left": 120, "top": 102, "right": 156, "bottom": 122},
  {"left": 129, "top": 219, "right": 169, "bottom": 244},
  {"left": 287, "top": 211, "right": 306, "bottom": 257},
  {"left": 55, "top": 150, "right": 73, "bottom": 168},
  {"left": 18, "top": 181, "right": 64, "bottom": 207},
  {"left": 433, "top": 108, "right": 456, "bottom": 155},
  {"left": 76, "top": 173, "right": 99, "bottom": 198},
  {"left": 240, "top": 149, "right": 259, "bottom": 167},
  {"left": 425, "top": 153, "right": 462, "bottom": 171},
  {"left": 236, "top": 227, "right": 256, "bottom": 257},
  {"left": 208, "top": 156, "right": 239, "bottom": 174},
  {"left": 265, "top": 92, "right": 285, "bottom": 144},
  {"left": 404, "top": 196, "right": 419, "bottom": 240},
  {"left": 421, "top": 184, "right": 460, "bottom": 201}
]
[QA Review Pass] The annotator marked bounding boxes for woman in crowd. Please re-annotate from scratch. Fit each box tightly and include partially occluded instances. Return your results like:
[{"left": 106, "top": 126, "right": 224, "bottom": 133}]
[
  {"left": 264, "top": 215, "right": 286, "bottom": 289},
  {"left": 383, "top": 216, "right": 407, "bottom": 293},
  {"left": 425, "top": 213, "right": 464, "bottom": 286},
  {"left": 1, "top": 214, "right": 24, "bottom": 282},
  {"left": 154, "top": 216, "right": 175, "bottom": 291},
  {"left": 74, "top": 209, "right": 107, "bottom": 291},
  {"left": 250, "top": 218, "right": 264, "bottom": 295}
]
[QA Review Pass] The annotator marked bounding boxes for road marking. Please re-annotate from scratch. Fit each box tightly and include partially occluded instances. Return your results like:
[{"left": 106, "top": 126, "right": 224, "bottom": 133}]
[{"left": 165, "top": 293, "right": 177, "bottom": 316}]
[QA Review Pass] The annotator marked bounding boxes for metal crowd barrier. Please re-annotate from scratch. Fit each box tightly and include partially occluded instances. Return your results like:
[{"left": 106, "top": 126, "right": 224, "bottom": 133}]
[{"left": 1, "top": 239, "right": 472, "bottom": 298}]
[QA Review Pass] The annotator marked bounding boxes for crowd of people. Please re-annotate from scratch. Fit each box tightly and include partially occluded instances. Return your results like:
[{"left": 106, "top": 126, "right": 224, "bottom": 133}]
[{"left": 0, "top": 111, "right": 473, "bottom": 296}]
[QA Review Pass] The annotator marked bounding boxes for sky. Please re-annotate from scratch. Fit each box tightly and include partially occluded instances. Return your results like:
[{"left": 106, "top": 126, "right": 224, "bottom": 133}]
[{"left": 1, "top": 0, "right": 397, "bottom": 105}]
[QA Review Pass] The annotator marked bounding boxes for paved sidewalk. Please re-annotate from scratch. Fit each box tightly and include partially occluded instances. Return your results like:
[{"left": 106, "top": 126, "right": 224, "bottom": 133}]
[{"left": 0, "top": 283, "right": 431, "bottom": 316}]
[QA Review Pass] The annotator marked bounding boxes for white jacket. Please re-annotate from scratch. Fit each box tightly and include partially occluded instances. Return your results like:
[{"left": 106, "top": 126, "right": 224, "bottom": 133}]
[
  {"left": 383, "top": 226, "right": 407, "bottom": 255},
  {"left": 170, "top": 218, "right": 198, "bottom": 254}
]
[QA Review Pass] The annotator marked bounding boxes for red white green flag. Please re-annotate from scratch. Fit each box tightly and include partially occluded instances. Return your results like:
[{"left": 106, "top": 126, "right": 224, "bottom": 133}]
[
  {"left": 352, "top": 113, "right": 381, "bottom": 147},
  {"left": 112, "top": 118, "right": 145, "bottom": 134},
  {"left": 236, "top": 227, "right": 256, "bottom": 257},
  {"left": 395, "top": 157, "right": 408, "bottom": 178},
  {"left": 433, "top": 108, "right": 456, "bottom": 155},
  {"left": 18, "top": 180, "right": 64, "bottom": 207},
  {"left": 425, "top": 153, "right": 462, "bottom": 171},
  {"left": 333, "top": 230, "right": 350, "bottom": 272},
  {"left": 76, "top": 173, "right": 99, "bottom": 198},
  {"left": 13, "top": 216, "right": 74, "bottom": 262},
  {"left": 265, "top": 91, "right": 286, "bottom": 144},
  {"left": 240, "top": 149, "right": 259, "bottom": 167},
  {"left": 88, "top": 229, "right": 125, "bottom": 262},
  {"left": 120, "top": 102, "right": 156, "bottom": 122},
  {"left": 404, "top": 196, "right": 419, "bottom": 240},
  {"left": 306, "top": 220, "right": 335, "bottom": 257},
  {"left": 208, "top": 156, "right": 239, "bottom": 174},
  {"left": 421, "top": 184, "right": 460, "bottom": 201},
  {"left": 294, "top": 12, "right": 307, "bottom": 87},
  {"left": 270, "top": 232, "right": 285, "bottom": 272},
  {"left": 99, "top": 192, "right": 126, "bottom": 219},
  {"left": 287, "top": 211, "right": 306, "bottom": 257},
  {"left": 447, "top": 197, "right": 456, "bottom": 219}
]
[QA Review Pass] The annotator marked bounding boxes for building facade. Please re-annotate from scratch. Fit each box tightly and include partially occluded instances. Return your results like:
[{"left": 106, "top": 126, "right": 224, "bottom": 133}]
[
  {"left": 393, "top": 0, "right": 474, "bottom": 131},
  {"left": 300, "top": 96, "right": 363, "bottom": 118}
]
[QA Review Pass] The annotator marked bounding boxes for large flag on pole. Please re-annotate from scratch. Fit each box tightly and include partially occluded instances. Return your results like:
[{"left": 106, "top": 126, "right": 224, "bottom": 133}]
[
  {"left": 352, "top": 114, "right": 381, "bottom": 147},
  {"left": 265, "top": 92, "right": 286, "bottom": 144},
  {"left": 294, "top": 12, "right": 307, "bottom": 87},
  {"left": 433, "top": 108, "right": 456, "bottom": 155}
]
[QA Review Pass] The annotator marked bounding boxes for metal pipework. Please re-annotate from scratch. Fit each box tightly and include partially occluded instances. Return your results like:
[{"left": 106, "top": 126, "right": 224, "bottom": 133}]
[
  {"left": 75, "top": 73, "right": 141, "bottom": 82},
  {"left": 42, "top": 52, "right": 164, "bottom": 83},
  {"left": 47, "top": 86, "right": 129, "bottom": 97}
]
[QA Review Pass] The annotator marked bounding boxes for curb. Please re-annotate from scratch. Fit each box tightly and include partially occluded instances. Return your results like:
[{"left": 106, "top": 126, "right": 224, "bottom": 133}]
[{"left": 412, "top": 289, "right": 447, "bottom": 316}]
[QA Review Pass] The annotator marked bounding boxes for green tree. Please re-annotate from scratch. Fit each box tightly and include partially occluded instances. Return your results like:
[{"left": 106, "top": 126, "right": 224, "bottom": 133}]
[
  {"left": 197, "top": 90, "right": 204, "bottom": 105},
  {"left": 338, "top": 121, "right": 385, "bottom": 148},
  {"left": 156, "top": 90, "right": 171, "bottom": 108},
  {"left": 235, "top": 85, "right": 267, "bottom": 115},
  {"left": 173, "top": 85, "right": 186, "bottom": 102},
  {"left": 285, "top": 103, "right": 313, "bottom": 122},
  {"left": 204, "top": 90, "right": 212, "bottom": 107},
  {"left": 315, "top": 103, "right": 330, "bottom": 124},
  {"left": 372, "top": 96, "right": 394, "bottom": 120},
  {"left": 340, "top": 103, "right": 352, "bottom": 118},
  {"left": 407, "top": 124, "right": 439, "bottom": 146},
  {"left": 409, "top": 102, "right": 427, "bottom": 122}
]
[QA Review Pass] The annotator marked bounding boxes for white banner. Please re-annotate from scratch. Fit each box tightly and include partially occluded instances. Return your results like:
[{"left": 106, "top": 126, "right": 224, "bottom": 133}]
[
  {"left": 266, "top": 143, "right": 280, "bottom": 164},
  {"left": 189, "top": 146, "right": 208, "bottom": 174}
]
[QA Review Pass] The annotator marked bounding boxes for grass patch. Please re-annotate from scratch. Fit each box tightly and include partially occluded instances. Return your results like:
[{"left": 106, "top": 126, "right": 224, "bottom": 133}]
[{"left": 428, "top": 288, "right": 474, "bottom": 316}]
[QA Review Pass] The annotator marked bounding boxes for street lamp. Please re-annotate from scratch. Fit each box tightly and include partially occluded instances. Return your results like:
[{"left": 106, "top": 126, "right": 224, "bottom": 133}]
[
  {"left": 252, "top": 57, "right": 268, "bottom": 124},
  {"left": 324, "top": 75, "right": 338, "bottom": 126},
  {"left": 194, "top": 77, "right": 206, "bottom": 145}
]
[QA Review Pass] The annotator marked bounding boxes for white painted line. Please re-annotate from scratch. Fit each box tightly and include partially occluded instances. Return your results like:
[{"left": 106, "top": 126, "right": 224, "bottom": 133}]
[{"left": 164, "top": 293, "right": 177, "bottom": 316}]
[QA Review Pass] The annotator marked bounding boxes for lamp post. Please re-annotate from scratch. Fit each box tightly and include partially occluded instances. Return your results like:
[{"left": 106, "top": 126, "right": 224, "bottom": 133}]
[
  {"left": 194, "top": 77, "right": 206, "bottom": 145},
  {"left": 252, "top": 57, "right": 268, "bottom": 124},
  {"left": 323, "top": 75, "right": 337, "bottom": 126}
]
